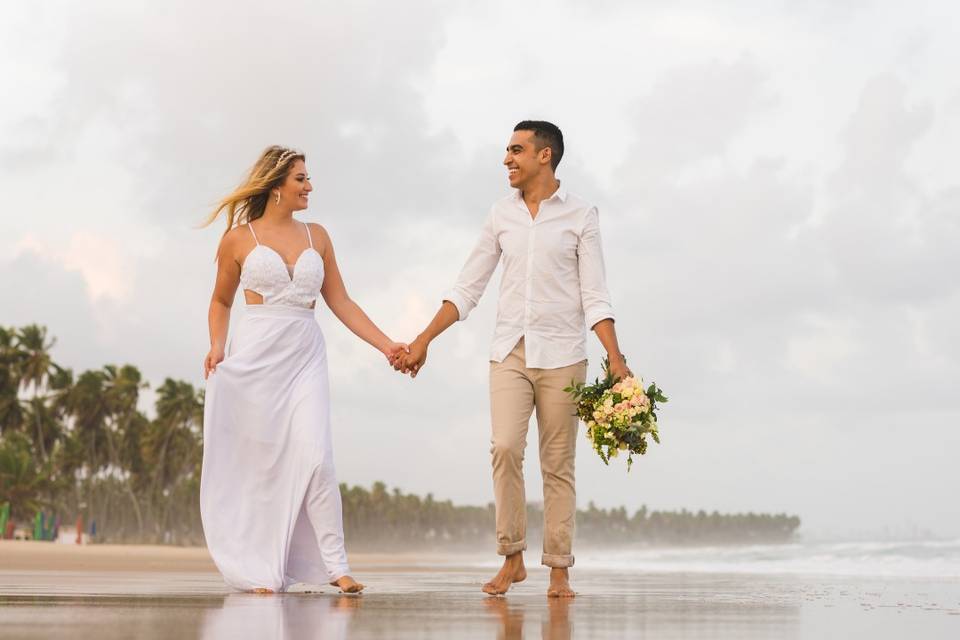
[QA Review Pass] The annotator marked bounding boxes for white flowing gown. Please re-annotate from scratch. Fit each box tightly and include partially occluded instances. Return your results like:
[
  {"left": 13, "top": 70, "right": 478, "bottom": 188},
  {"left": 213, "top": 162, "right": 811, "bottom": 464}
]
[{"left": 201, "top": 222, "right": 350, "bottom": 592}]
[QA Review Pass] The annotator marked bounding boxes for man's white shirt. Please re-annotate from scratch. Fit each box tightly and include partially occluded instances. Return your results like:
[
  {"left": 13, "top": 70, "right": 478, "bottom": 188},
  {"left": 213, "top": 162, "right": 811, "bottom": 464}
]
[{"left": 443, "top": 184, "right": 615, "bottom": 369}]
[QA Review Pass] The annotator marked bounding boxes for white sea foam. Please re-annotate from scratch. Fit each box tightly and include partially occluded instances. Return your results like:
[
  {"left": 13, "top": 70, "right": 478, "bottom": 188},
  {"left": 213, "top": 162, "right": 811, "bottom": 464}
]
[{"left": 573, "top": 539, "right": 960, "bottom": 578}]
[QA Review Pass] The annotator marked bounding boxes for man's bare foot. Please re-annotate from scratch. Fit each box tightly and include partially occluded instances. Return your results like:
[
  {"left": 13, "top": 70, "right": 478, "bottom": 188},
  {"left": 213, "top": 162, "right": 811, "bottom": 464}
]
[
  {"left": 547, "top": 568, "right": 575, "bottom": 598},
  {"left": 251, "top": 587, "right": 274, "bottom": 594},
  {"left": 482, "top": 553, "right": 527, "bottom": 595},
  {"left": 331, "top": 575, "right": 365, "bottom": 594}
]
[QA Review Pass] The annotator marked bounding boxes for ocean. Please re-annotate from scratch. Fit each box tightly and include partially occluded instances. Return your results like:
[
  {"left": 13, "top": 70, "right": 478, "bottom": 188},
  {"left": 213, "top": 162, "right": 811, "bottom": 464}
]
[{"left": 574, "top": 538, "right": 960, "bottom": 578}]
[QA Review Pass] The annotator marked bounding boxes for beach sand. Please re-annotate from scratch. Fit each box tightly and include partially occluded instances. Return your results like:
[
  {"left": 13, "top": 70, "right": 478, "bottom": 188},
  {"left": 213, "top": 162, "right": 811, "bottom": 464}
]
[
  {"left": 0, "top": 540, "right": 463, "bottom": 574},
  {"left": 1, "top": 541, "right": 958, "bottom": 639}
]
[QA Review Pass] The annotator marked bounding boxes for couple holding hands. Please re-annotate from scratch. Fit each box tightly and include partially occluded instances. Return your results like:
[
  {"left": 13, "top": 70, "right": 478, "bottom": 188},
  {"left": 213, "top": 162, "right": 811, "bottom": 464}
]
[{"left": 200, "top": 120, "right": 631, "bottom": 598}]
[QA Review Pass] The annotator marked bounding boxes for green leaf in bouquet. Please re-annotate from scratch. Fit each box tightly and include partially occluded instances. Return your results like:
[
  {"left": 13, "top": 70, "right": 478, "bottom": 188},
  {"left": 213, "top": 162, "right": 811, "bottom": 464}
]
[{"left": 646, "top": 382, "right": 668, "bottom": 404}]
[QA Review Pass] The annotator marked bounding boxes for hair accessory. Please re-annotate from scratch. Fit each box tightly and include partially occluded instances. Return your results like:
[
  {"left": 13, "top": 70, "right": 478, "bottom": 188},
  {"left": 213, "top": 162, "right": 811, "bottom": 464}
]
[{"left": 274, "top": 149, "right": 299, "bottom": 170}]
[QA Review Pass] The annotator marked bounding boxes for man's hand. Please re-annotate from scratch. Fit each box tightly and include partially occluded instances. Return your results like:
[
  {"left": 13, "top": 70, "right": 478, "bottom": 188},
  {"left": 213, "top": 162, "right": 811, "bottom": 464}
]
[
  {"left": 607, "top": 353, "right": 632, "bottom": 382},
  {"left": 382, "top": 341, "right": 409, "bottom": 365},
  {"left": 393, "top": 336, "right": 429, "bottom": 378}
]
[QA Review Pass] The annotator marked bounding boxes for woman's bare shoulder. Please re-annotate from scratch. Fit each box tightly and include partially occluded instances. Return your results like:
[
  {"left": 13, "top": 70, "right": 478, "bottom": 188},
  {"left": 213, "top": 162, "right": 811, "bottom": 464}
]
[
  {"left": 305, "top": 222, "right": 331, "bottom": 254},
  {"left": 304, "top": 221, "right": 329, "bottom": 237},
  {"left": 218, "top": 224, "right": 254, "bottom": 262}
]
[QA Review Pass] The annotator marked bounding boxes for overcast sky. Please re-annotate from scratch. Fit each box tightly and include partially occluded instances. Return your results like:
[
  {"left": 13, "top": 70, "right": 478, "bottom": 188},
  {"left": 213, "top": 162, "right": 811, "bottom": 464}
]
[{"left": 2, "top": 0, "right": 958, "bottom": 539}]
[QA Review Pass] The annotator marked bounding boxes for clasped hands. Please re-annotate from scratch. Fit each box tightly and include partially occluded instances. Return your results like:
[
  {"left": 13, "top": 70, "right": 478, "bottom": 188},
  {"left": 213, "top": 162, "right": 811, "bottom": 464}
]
[{"left": 384, "top": 336, "right": 428, "bottom": 378}]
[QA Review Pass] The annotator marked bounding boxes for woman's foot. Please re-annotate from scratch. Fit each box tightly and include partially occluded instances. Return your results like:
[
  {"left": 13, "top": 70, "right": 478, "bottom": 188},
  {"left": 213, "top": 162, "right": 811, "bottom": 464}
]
[
  {"left": 331, "top": 575, "right": 365, "bottom": 593},
  {"left": 251, "top": 587, "right": 274, "bottom": 594},
  {"left": 482, "top": 552, "right": 527, "bottom": 595}
]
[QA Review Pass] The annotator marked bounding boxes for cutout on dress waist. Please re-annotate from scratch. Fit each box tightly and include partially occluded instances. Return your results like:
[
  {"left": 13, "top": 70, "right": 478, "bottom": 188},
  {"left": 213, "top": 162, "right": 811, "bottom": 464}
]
[{"left": 243, "top": 289, "right": 316, "bottom": 309}]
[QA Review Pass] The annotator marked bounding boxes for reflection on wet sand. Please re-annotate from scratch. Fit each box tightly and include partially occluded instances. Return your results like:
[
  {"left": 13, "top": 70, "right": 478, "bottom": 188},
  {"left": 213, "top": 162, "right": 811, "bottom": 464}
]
[
  {"left": 201, "top": 592, "right": 361, "bottom": 640},
  {"left": 484, "top": 597, "right": 572, "bottom": 640},
  {"left": 3, "top": 568, "right": 957, "bottom": 639},
  {"left": 484, "top": 598, "right": 525, "bottom": 640},
  {"left": 543, "top": 598, "right": 572, "bottom": 640}
]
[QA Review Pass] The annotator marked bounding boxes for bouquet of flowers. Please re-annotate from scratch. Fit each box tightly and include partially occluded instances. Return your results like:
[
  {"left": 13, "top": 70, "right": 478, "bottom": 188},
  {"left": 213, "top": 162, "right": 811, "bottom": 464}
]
[{"left": 565, "top": 358, "right": 667, "bottom": 471}]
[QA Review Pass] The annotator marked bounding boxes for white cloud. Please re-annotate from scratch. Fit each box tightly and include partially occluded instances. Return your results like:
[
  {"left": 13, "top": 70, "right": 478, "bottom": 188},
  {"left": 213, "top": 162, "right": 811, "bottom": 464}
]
[{"left": 14, "top": 232, "right": 135, "bottom": 302}]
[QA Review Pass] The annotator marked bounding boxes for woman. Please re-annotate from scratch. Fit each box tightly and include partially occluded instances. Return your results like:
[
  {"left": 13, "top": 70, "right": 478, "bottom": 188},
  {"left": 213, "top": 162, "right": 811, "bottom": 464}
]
[{"left": 200, "top": 146, "right": 405, "bottom": 593}]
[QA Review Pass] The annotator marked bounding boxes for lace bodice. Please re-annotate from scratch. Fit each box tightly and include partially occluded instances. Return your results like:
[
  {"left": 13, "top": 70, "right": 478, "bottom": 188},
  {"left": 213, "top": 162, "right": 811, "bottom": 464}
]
[{"left": 239, "top": 223, "right": 325, "bottom": 308}]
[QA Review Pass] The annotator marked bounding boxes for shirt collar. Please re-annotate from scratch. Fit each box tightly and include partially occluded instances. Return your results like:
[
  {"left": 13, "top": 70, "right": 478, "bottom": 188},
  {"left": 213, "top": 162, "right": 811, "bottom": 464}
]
[
  {"left": 513, "top": 181, "right": 567, "bottom": 204},
  {"left": 552, "top": 182, "right": 568, "bottom": 202}
]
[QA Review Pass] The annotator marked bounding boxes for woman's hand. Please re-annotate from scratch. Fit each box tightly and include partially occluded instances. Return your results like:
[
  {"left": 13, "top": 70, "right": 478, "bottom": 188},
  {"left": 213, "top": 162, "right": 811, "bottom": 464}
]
[
  {"left": 382, "top": 341, "right": 409, "bottom": 366},
  {"left": 204, "top": 345, "right": 225, "bottom": 379}
]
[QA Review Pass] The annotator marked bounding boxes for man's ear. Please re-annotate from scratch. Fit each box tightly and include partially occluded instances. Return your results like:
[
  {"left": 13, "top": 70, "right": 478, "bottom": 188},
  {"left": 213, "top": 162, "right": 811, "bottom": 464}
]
[{"left": 540, "top": 146, "right": 553, "bottom": 166}]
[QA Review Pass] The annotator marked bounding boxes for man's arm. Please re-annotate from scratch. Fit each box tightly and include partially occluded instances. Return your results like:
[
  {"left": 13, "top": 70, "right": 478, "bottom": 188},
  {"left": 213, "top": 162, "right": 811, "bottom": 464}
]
[
  {"left": 593, "top": 319, "right": 631, "bottom": 381},
  {"left": 394, "top": 301, "right": 459, "bottom": 377},
  {"left": 578, "top": 207, "right": 631, "bottom": 380},
  {"left": 395, "top": 211, "right": 501, "bottom": 377}
]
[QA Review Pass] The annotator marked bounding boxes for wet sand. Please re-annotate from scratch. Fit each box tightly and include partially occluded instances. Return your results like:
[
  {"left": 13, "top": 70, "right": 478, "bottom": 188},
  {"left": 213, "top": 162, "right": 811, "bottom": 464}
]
[{"left": 1, "top": 542, "right": 958, "bottom": 639}]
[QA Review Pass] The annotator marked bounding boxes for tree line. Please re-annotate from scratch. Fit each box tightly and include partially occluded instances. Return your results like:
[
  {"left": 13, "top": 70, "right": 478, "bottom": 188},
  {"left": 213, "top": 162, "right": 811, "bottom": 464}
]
[
  {"left": 1, "top": 323, "right": 799, "bottom": 546},
  {"left": 342, "top": 483, "right": 800, "bottom": 549}
]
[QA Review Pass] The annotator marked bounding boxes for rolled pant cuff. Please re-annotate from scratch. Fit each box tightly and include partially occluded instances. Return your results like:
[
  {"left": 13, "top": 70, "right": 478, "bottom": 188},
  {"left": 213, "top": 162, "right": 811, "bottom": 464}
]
[
  {"left": 541, "top": 553, "right": 574, "bottom": 568},
  {"left": 497, "top": 540, "right": 527, "bottom": 556}
]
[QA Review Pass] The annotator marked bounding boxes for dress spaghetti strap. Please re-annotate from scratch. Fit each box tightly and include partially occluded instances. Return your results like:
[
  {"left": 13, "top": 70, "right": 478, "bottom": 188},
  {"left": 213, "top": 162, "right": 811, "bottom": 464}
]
[
  {"left": 248, "top": 223, "right": 260, "bottom": 245},
  {"left": 302, "top": 222, "right": 314, "bottom": 249}
]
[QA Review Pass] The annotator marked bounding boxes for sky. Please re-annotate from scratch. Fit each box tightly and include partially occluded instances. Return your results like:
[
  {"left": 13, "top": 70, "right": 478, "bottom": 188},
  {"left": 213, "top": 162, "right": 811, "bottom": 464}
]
[{"left": 2, "top": 0, "right": 958, "bottom": 539}]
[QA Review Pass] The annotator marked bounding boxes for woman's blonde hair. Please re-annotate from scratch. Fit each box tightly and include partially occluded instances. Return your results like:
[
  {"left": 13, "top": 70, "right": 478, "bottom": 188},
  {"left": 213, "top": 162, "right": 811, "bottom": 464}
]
[{"left": 204, "top": 145, "right": 306, "bottom": 235}]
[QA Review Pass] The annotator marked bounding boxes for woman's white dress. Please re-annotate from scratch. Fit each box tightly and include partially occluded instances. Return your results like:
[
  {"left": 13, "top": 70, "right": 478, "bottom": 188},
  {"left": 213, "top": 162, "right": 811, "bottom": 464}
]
[{"left": 201, "top": 222, "right": 349, "bottom": 592}]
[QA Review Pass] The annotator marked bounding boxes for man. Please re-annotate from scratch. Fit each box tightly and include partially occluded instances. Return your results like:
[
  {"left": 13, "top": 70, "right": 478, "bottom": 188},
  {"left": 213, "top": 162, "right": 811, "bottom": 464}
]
[{"left": 394, "top": 120, "right": 630, "bottom": 597}]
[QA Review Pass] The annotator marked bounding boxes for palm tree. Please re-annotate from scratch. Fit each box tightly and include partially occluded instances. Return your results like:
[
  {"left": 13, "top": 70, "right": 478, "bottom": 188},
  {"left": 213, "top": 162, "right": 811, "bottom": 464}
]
[
  {"left": 63, "top": 370, "right": 110, "bottom": 474},
  {"left": 21, "top": 397, "right": 61, "bottom": 472},
  {"left": 0, "top": 432, "right": 52, "bottom": 521},
  {"left": 45, "top": 366, "right": 74, "bottom": 456},
  {"left": 102, "top": 364, "right": 149, "bottom": 536},
  {"left": 0, "top": 326, "right": 25, "bottom": 435},
  {"left": 15, "top": 325, "right": 56, "bottom": 460},
  {"left": 141, "top": 378, "right": 202, "bottom": 541},
  {"left": 45, "top": 366, "right": 79, "bottom": 493}
]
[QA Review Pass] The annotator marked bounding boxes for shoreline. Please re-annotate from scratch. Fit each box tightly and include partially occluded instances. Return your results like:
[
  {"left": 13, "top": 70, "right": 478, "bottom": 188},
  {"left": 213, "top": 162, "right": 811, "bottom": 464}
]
[{"left": 0, "top": 540, "right": 486, "bottom": 573}]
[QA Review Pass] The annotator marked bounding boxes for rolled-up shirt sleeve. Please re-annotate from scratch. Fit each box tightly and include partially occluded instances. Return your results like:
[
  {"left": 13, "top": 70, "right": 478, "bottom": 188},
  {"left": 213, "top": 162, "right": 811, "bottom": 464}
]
[
  {"left": 578, "top": 207, "right": 615, "bottom": 329},
  {"left": 443, "top": 211, "right": 501, "bottom": 321}
]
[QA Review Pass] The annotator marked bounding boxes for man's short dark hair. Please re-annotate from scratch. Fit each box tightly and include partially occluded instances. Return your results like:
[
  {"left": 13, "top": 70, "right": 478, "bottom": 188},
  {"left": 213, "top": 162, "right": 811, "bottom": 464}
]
[{"left": 514, "top": 120, "right": 564, "bottom": 171}]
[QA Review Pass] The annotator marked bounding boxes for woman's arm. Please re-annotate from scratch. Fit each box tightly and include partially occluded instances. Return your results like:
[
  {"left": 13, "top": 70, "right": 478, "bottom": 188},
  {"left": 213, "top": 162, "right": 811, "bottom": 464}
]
[
  {"left": 204, "top": 230, "right": 242, "bottom": 378},
  {"left": 315, "top": 224, "right": 405, "bottom": 361}
]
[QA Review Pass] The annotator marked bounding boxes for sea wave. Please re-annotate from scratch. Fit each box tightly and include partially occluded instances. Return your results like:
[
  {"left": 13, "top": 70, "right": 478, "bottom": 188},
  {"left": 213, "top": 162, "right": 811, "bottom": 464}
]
[{"left": 572, "top": 539, "right": 960, "bottom": 578}]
